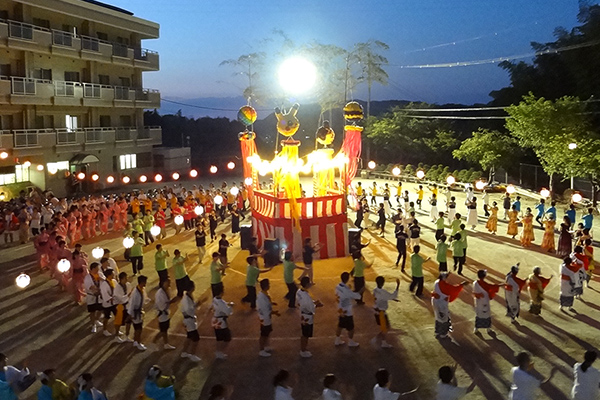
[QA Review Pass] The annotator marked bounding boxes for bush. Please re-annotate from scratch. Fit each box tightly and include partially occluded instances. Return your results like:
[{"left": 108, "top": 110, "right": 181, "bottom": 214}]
[
  {"left": 427, "top": 165, "right": 440, "bottom": 181},
  {"left": 470, "top": 170, "right": 483, "bottom": 182},
  {"left": 457, "top": 169, "right": 469, "bottom": 182},
  {"left": 404, "top": 164, "right": 414, "bottom": 175}
]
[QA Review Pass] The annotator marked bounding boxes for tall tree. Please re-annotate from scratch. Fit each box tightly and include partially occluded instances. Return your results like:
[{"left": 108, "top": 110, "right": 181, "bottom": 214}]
[{"left": 219, "top": 52, "right": 267, "bottom": 103}]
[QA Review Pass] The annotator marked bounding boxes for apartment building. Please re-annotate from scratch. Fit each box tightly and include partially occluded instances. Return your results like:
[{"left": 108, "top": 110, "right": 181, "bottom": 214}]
[{"left": 0, "top": 0, "right": 162, "bottom": 197}]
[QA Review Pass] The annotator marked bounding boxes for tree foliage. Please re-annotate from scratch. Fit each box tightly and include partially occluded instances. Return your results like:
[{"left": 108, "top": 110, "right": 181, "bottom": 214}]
[{"left": 452, "top": 128, "right": 518, "bottom": 178}]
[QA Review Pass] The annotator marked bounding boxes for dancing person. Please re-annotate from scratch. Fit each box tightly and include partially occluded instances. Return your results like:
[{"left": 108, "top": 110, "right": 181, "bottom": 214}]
[
  {"left": 436, "top": 365, "right": 476, "bottom": 400},
  {"left": 503, "top": 192, "right": 511, "bottom": 220},
  {"left": 142, "top": 209, "right": 155, "bottom": 246},
  {"left": 334, "top": 272, "right": 361, "bottom": 347},
  {"left": 195, "top": 223, "right": 207, "bottom": 264},
  {"left": 540, "top": 214, "right": 556, "bottom": 253},
  {"left": 210, "top": 251, "right": 228, "bottom": 298},
  {"left": 450, "top": 233, "right": 465, "bottom": 275},
  {"left": 507, "top": 205, "right": 519, "bottom": 239},
  {"left": 241, "top": 256, "right": 271, "bottom": 309},
  {"left": 435, "top": 211, "right": 445, "bottom": 241},
  {"left": 436, "top": 235, "right": 449, "bottom": 272},
  {"left": 373, "top": 369, "right": 401, "bottom": 400},
  {"left": 351, "top": 250, "right": 371, "bottom": 304},
  {"left": 466, "top": 197, "right": 478, "bottom": 230},
  {"left": 447, "top": 197, "right": 457, "bottom": 225},
  {"left": 584, "top": 239, "right": 595, "bottom": 286},
  {"left": 410, "top": 245, "right": 429, "bottom": 297},
  {"left": 99, "top": 268, "right": 117, "bottom": 337},
  {"left": 297, "top": 276, "right": 323, "bottom": 358},
  {"left": 322, "top": 374, "right": 343, "bottom": 400},
  {"left": 154, "top": 244, "right": 169, "bottom": 286},
  {"left": 485, "top": 201, "right": 498, "bottom": 234},
  {"left": 257, "top": 278, "right": 279, "bottom": 357},
  {"left": 558, "top": 216, "right": 573, "bottom": 257},
  {"left": 509, "top": 352, "right": 556, "bottom": 400},
  {"left": 394, "top": 224, "right": 408, "bottom": 271},
  {"left": 572, "top": 351, "right": 600, "bottom": 400},
  {"left": 375, "top": 203, "right": 386, "bottom": 237},
  {"left": 408, "top": 219, "right": 421, "bottom": 251},
  {"left": 211, "top": 285, "right": 233, "bottom": 360},
  {"left": 283, "top": 251, "right": 307, "bottom": 308},
  {"left": 429, "top": 193, "right": 438, "bottom": 223},
  {"left": 473, "top": 270, "right": 502, "bottom": 334},
  {"left": 128, "top": 275, "right": 148, "bottom": 351},
  {"left": 113, "top": 271, "right": 132, "bottom": 343},
  {"left": 535, "top": 198, "right": 546, "bottom": 228},
  {"left": 172, "top": 249, "right": 190, "bottom": 298},
  {"left": 84, "top": 262, "right": 103, "bottom": 333},
  {"left": 528, "top": 267, "right": 552, "bottom": 316},
  {"left": 180, "top": 281, "right": 202, "bottom": 362},
  {"left": 504, "top": 264, "right": 527, "bottom": 322},
  {"left": 416, "top": 185, "right": 424, "bottom": 209},
  {"left": 300, "top": 238, "right": 321, "bottom": 285},
  {"left": 129, "top": 231, "right": 145, "bottom": 275},
  {"left": 76, "top": 373, "right": 107, "bottom": 400},
  {"left": 432, "top": 272, "right": 467, "bottom": 339},
  {"left": 372, "top": 276, "right": 399, "bottom": 348},
  {"left": 153, "top": 278, "right": 176, "bottom": 350},
  {"left": 520, "top": 208, "right": 535, "bottom": 247},
  {"left": 560, "top": 256, "right": 579, "bottom": 312}
]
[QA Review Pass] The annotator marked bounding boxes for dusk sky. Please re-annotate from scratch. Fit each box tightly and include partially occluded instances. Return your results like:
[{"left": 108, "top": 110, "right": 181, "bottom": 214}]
[{"left": 111, "top": 0, "right": 588, "bottom": 111}]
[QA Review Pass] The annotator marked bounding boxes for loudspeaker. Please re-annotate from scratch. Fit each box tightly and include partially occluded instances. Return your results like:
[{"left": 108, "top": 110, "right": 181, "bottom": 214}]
[
  {"left": 240, "top": 224, "right": 252, "bottom": 250},
  {"left": 348, "top": 228, "right": 362, "bottom": 254},
  {"left": 263, "top": 238, "right": 281, "bottom": 266}
]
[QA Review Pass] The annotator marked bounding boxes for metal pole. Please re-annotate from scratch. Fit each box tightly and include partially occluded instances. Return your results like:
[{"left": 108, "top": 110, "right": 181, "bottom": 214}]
[{"left": 534, "top": 167, "right": 538, "bottom": 189}]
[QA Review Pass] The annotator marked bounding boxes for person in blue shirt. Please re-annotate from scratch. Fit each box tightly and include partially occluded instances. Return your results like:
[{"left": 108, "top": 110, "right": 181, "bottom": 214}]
[
  {"left": 546, "top": 201, "right": 557, "bottom": 221},
  {"left": 582, "top": 208, "right": 594, "bottom": 231},
  {"left": 535, "top": 199, "right": 546, "bottom": 228},
  {"left": 512, "top": 196, "right": 521, "bottom": 215},
  {"left": 143, "top": 365, "right": 175, "bottom": 400},
  {"left": 565, "top": 204, "right": 576, "bottom": 227},
  {"left": 77, "top": 373, "right": 107, "bottom": 400}
]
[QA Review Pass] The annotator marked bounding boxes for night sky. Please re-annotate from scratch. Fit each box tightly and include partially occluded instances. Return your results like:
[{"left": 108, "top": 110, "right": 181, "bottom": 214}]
[{"left": 111, "top": 0, "right": 588, "bottom": 108}]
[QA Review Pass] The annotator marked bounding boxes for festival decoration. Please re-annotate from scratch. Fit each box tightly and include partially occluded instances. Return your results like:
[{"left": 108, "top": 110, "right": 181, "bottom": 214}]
[
  {"left": 244, "top": 177, "right": 253, "bottom": 186},
  {"left": 416, "top": 170, "right": 425, "bottom": 179},
  {"left": 475, "top": 180, "right": 486, "bottom": 190},
  {"left": 155, "top": 174, "right": 163, "bottom": 182},
  {"left": 316, "top": 121, "right": 335, "bottom": 148},
  {"left": 36, "top": 164, "right": 44, "bottom": 171},
  {"left": 237, "top": 105, "right": 257, "bottom": 126},
  {"left": 172, "top": 172, "right": 180, "bottom": 180},
  {"left": 150, "top": 225, "right": 161, "bottom": 236},
  {"left": 15, "top": 273, "right": 30, "bottom": 288},
  {"left": 343, "top": 101, "right": 364, "bottom": 121},
  {"left": 139, "top": 175, "right": 147, "bottom": 183},
  {"left": 189, "top": 169, "right": 198, "bottom": 178},
  {"left": 227, "top": 162, "right": 236, "bottom": 170},
  {"left": 194, "top": 206, "right": 204, "bottom": 216},
  {"left": 368, "top": 161, "right": 376, "bottom": 170},
  {"left": 572, "top": 192, "right": 583, "bottom": 203},
  {"left": 91, "top": 247, "right": 104, "bottom": 259},
  {"left": 122, "top": 176, "right": 130, "bottom": 184},
  {"left": 392, "top": 167, "right": 401, "bottom": 176},
  {"left": 174, "top": 215, "right": 184, "bottom": 225},
  {"left": 123, "top": 237, "right": 134, "bottom": 248},
  {"left": 23, "top": 161, "right": 31, "bottom": 168},
  {"left": 230, "top": 187, "right": 239, "bottom": 196},
  {"left": 446, "top": 175, "right": 456, "bottom": 185},
  {"left": 0, "top": 151, "right": 8, "bottom": 159},
  {"left": 106, "top": 175, "right": 115, "bottom": 183},
  {"left": 91, "top": 174, "right": 99, "bottom": 182},
  {"left": 57, "top": 259, "right": 71, "bottom": 273},
  {"left": 214, "top": 195, "right": 223, "bottom": 205},
  {"left": 274, "top": 103, "right": 300, "bottom": 137},
  {"left": 506, "top": 185, "right": 516, "bottom": 194},
  {"left": 77, "top": 172, "right": 85, "bottom": 180},
  {"left": 210, "top": 165, "right": 218, "bottom": 174},
  {"left": 540, "top": 188, "right": 550, "bottom": 198}
]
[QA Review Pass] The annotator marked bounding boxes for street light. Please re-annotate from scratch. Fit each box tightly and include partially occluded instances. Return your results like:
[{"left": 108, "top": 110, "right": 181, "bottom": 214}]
[
  {"left": 446, "top": 176, "right": 456, "bottom": 185},
  {"left": 392, "top": 167, "right": 400, "bottom": 176},
  {"left": 77, "top": 172, "right": 85, "bottom": 180},
  {"left": 367, "top": 161, "right": 376, "bottom": 170},
  {"left": 416, "top": 170, "right": 425, "bottom": 179},
  {"left": 540, "top": 188, "right": 550, "bottom": 198},
  {"left": 36, "top": 164, "right": 44, "bottom": 171},
  {"left": 506, "top": 185, "right": 516, "bottom": 194},
  {"left": 568, "top": 143, "right": 577, "bottom": 150},
  {"left": 572, "top": 192, "right": 583, "bottom": 203}
]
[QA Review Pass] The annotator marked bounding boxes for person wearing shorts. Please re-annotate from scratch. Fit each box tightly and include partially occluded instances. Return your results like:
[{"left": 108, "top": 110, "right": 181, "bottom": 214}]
[
  {"left": 84, "top": 262, "right": 103, "bottom": 334},
  {"left": 153, "top": 279, "right": 175, "bottom": 350},
  {"left": 127, "top": 275, "right": 148, "bottom": 351},
  {"left": 211, "top": 285, "right": 233, "bottom": 359},
  {"left": 180, "top": 280, "right": 201, "bottom": 362},
  {"left": 257, "top": 279, "right": 279, "bottom": 357},
  {"left": 296, "top": 277, "right": 323, "bottom": 358},
  {"left": 372, "top": 276, "right": 399, "bottom": 348},
  {"left": 334, "top": 272, "right": 361, "bottom": 347},
  {"left": 99, "top": 268, "right": 117, "bottom": 337},
  {"left": 113, "top": 271, "right": 132, "bottom": 343}
]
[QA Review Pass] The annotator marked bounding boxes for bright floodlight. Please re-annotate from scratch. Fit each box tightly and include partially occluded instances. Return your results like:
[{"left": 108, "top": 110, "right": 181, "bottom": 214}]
[
  {"left": 367, "top": 161, "right": 376, "bottom": 170},
  {"left": 16, "top": 273, "right": 31, "bottom": 288},
  {"left": 506, "top": 185, "right": 516, "bottom": 194},
  {"left": 569, "top": 143, "right": 577, "bottom": 150},
  {"left": 150, "top": 225, "right": 161, "bottom": 236},
  {"left": 244, "top": 177, "right": 253, "bottom": 186},
  {"left": 190, "top": 169, "right": 198, "bottom": 178},
  {"left": 77, "top": 172, "right": 85, "bottom": 180},
  {"left": 0, "top": 193, "right": 5, "bottom": 201},
  {"left": 416, "top": 170, "right": 425, "bottom": 179},
  {"left": 123, "top": 236, "right": 134, "bottom": 248},
  {"left": 23, "top": 161, "right": 31, "bottom": 168},
  {"left": 540, "top": 188, "right": 550, "bottom": 198},
  {"left": 278, "top": 57, "right": 317, "bottom": 94},
  {"left": 392, "top": 167, "right": 400, "bottom": 176},
  {"left": 91, "top": 247, "right": 104, "bottom": 260},
  {"left": 139, "top": 175, "right": 147, "bottom": 183},
  {"left": 572, "top": 192, "right": 583, "bottom": 203},
  {"left": 210, "top": 165, "right": 218, "bottom": 174},
  {"left": 227, "top": 162, "right": 235, "bottom": 170},
  {"left": 230, "top": 187, "right": 239, "bottom": 196},
  {"left": 172, "top": 172, "right": 180, "bottom": 181},
  {"left": 194, "top": 205, "right": 204, "bottom": 216},
  {"left": 174, "top": 215, "right": 184, "bottom": 225},
  {"left": 57, "top": 259, "right": 71, "bottom": 273},
  {"left": 214, "top": 195, "right": 224, "bottom": 205},
  {"left": 48, "top": 165, "right": 58, "bottom": 175},
  {"left": 475, "top": 180, "right": 486, "bottom": 190},
  {"left": 446, "top": 176, "right": 456, "bottom": 185}
]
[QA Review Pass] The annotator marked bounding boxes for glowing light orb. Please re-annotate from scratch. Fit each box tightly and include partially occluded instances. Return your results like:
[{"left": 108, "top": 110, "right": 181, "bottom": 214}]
[
  {"left": 57, "top": 259, "right": 71, "bottom": 273},
  {"left": 36, "top": 164, "right": 44, "bottom": 171},
  {"left": 230, "top": 187, "right": 239, "bottom": 196},
  {"left": 91, "top": 174, "right": 99, "bottom": 182},
  {"left": 214, "top": 195, "right": 223, "bottom": 205},
  {"left": 446, "top": 176, "right": 456, "bottom": 185},
  {"left": 475, "top": 180, "right": 486, "bottom": 190},
  {"left": 123, "top": 237, "right": 134, "bottom": 248},
  {"left": 122, "top": 176, "right": 130, "bottom": 184},
  {"left": 0, "top": 151, "right": 8, "bottom": 159},
  {"left": 91, "top": 247, "right": 104, "bottom": 260},
  {"left": 227, "top": 162, "right": 235, "bottom": 170},
  {"left": 244, "top": 177, "right": 253, "bottom": 186},
  {"left": 568, "top": 143, "right": 577, "bottom": 150},
  {"left": 48, "top": 165, "right": 58, "bottom": 175},
  {"left": 172, "top": 172, "right": 180, "bottom": 181},
  {"left": 15, "top": 273, "right": 31, "bottom": 288},
  {"left": 367, "top": 161, "right": 376, "bottom": 170},
  {"left": 23, "top": 161, "right": 31, "bottom": 168},
  {"left": 189, "top": 169, "right": 198, "bottom": 178},
  {"left": 150, "top": 225, "right": 161, "bottom": 237},
  {"left": 0, "top": 193, "right": 5, "bottom": 201},
  {"left": 77, "top": 172, "right": 86, "bottom": 180},
  {"left": 139, "top": 175, "right": 147, "bottom": 183},
  {"left": 155, "top": 174, "right": 163, "bottom": 182},
  {"left": 278, "top": 57, "right": 317, "bottom": 94},
  {"left": 174, "top": 215, "right": 184, "bottom": 225},
  {"left": 106, "top": 175, "right": 115, "bottom": 183},
  {"left": 572, "top": 192, "right": 583, "bottom": 203},
  {"left": 540, "top": 188, "right": 550, "bottom": 198},
  {"left": 416, "top": 170, "right": 425, "bottom": 179},
  {"left": 506, "top": 185, "right": 516, "bottom": 194},
  {"left": 210, "top": 165, "right": 218, "bottom": 174},
  {"left": 392, "top": 167, "right": 401, "bottom": 176},
  {"left": 194, "top": 205, "right": 204, "bottom": 216}
]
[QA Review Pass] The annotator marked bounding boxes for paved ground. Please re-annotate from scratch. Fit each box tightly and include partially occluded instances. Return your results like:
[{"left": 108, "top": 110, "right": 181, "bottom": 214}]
[{"left": 2, "top": 177, "right": 599, "bottom": 400}]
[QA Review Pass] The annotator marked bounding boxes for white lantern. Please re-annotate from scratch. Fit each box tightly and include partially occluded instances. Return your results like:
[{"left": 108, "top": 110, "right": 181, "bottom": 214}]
[
  {"left": 244, "top": 177, "right": 253, "bottom": 186},
  {"left": 572, "top": 192, "right": 583, "bottom": 203},
  {"left": 230, "top": 187, "right": 239, "bottom": 196},
  {"left": 0, "top": 151, "right": 8, "bottom": 159},
  {"left": 540, "top": 188, "right": 550, "bottom": 198},
  {"left": 23, "top": 161, "right": 31, "bottom": 168},
  {"left": 150, "top": 225, "right": 161, "bottom": 237},
  {"left": 392, "top": 167, "right": 400, "bottom": 176},
  {"left": 214, "top": 195, "right": 223, "bottom": 205},
  {"left": 446, "top": 175, "right": 456, "bottom": 185},
  {"left": 568, "top": 142, "right": 577, "bottom": 150},
  {"left": 172, "top": 172, "right": 180, "bottom": 181},
  {"left": 155, "top": 174, "right": 163, "bottom": 182},
  {"left": 174, "top": 215, "right": 184, "bottom": 225},
  {"left": 189, "top": 169, "right": 198, "bottom": 178},
  {"left": 122, "top": 176, "right": 130, "bottom": 184},
  {"left": 57, "top": 259, "right": 71, "bottom": 273},
  {"left": 475, "top": 180, "right": 486, "bottom": 190},
  {"left": 194, "top": 206, "right": 204, "bottom": 216},
  {"left": 91, "top": 247, "right": 104, "bottom": 260},
  {"left": 123, "top": 237, "right": 134, "bottom": 249},
  {"left": 506, "top": 185, "right": 516, "bottom": 194},
  {"left": 139, "top": 175, "right": 147, "bottom": 183},
  {"left": 106, "top": 175, "right": 115, "bottom": 183},
  {"left": 416, "top": 170, "right": 425, "bottom": 179},
  {"left": 36, "top": 164, "right": 44, "bottom": 171},
  {"left": 227, "top": 161, "right": 235, "bottom": 170},
  {"left": 15, "top": 273, "right": 31, "bottom": 288},
  {"left": 367, "top": 161, "right": 376, "bottom": 170},
  {"left": 210, "top": 165, "right": 218, "bottom": 174}
]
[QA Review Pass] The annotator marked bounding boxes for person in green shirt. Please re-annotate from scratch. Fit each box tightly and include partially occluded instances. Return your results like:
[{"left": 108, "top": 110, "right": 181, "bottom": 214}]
[
  {"left": 435, "top": 211, "right": 446, "bottom": 241},
  {"left": 154, "top": 244, "right": 170, "bottom": 285},
  {"left": 436, "top": 235, "right": 449, "bottom": 272},
  {"left": 283, "top": 251, "right": 307, "bottom": 308},
  {"left": 210, "top": 251, "right": 228, "bottom": 297},
  {"left": 351, "top": 250, "right": 372, "bottom": 304},
  {"left": 142, "top": 209, "right": 155, "bottom": 246},
  {"left": 129, "top": 231, "right": 145, "bottom": 275},
  {"left": 451, "top": 232, "right": 465, "bottom": 275},
  {"left": 172, "top": 249, "right": 190, "bottom": 297},
  {"left": 409, "top": 245, "right": 429, "bottom": 297},
  {"left": 132, "top": 213, "right": 144, "bottom": 236},
  {"left": 450, "top": 213, "right": 462, "bottom": 236},
  {"left": 241, "top": 256, "right": 272, "bottom": 309},
  {"left": 459, "top": 223, "right": 468, "bottom": 260}
]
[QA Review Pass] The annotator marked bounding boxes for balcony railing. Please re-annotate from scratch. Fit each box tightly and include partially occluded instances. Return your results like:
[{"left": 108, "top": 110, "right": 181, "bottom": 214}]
[
  {"left": 80, "top": 35, "right": 100, "bottom": 51},
  {"left": 8, "top": 20, "right": 35, "bottom": 40},
  {"left": 56, "top": 128, "right": 81, "bottom": 144},
  {"left": 13, "top": 128, "right": 53, "bottom": 147},
  {"left": 115, "top": 128, "right": 134, "bottom": 141},
  {"left": 84, "top": 128, "right": 108, "bottom": 143},
  {"left": 54, "top": 81, "right": 79, "bottom": 97},
  {"left": 52, "top": 30, "right": 73, "bottom": 47},
  {"left": 134, "top": 48, "right": 157, "bottom": 60},
  {"left": 112, "top": 43, "right": 128, "bottom": 58},
  {"left": 83, "top": 83, "right": 103, "bottom": 98},
  {"left": 114, "top": 86, "right": 130, "bottom": 100},
  {"left": 11, "top": 77, "right": 39, "bottom": 95}
]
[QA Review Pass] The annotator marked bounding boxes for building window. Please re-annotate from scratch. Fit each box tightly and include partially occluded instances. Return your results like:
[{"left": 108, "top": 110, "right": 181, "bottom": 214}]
[
  {"left": 98, "top": 74, "right": 110, "bottom": 85},
  {"left": 119, "top": 154, "right": 136, "bottom": 170},
  {"left": 66, "top": 115, "right": 78, "bottom": 131},
  {"left": 64, "top": 71, "right": 80, "bottom": 82},
  {"left": 46, "top": 161, "right": 69, "bottom": 174},
  {"left": 137, "top": 152, "right": 152, "bottom": 168},
  {"left": 32, "top": 18, "right": 50, "bottom": 29},
  {"left": 99, "top": 115, "right": 111, "bottom": 127},
  {"left": 0, "top": 165, "right": 29, "bottom": 184},
  {"left": 34, "top": 68, "right": 52, "bottom": 81},
  {"left": 96, "top": 32, "right": 108, "bottom": 41}
]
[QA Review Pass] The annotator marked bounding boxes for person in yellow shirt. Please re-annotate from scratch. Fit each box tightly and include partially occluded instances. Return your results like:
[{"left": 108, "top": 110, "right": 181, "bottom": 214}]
[
  {"left": 144, "top": 198, "right": 153, "bottom": 214},
  {"left": 157, "top": 195, "right": 167, "bottom": 211},
  {"left": 169, "top": 196, "right": 178, "bottom": 210},
  {"left": 396, "top": 181, "right": 402, "bottom": 204},
  {"left": 416, "top": 185, "right": 424, "bottom": 210},
  {"left": 371, "top": 182, "right": 378, "bottom": 205},
  {"left": 356, "top": 182, "right": 364, "bottom": 197},
  {"left": 131, "top": 197, "right": 141, "bottom": 216}
]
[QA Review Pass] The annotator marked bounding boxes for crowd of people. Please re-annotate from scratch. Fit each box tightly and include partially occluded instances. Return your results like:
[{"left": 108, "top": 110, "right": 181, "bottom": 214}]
[{"left": 1, "top": 178, "right": 599, "bottom": 399}]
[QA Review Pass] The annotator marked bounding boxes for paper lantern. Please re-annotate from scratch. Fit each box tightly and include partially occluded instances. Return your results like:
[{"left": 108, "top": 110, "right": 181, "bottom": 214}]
[
  {"left": 237, "top": 105, "right": 257, "bottom": 126},
  {"left": 540, "top": 188, "right": 550, "bottom": 198},
  {"left": 91, "top": 247, "right": 104, "bottom": 260},
  {"left": 475, "top": 180, "right": 486, "bottom": 190},
  {"left": 15, "top": 273, "right": 31, "bottom": 288},
  {"left": 194, "top": 206, "right": 204, "bottom": 216},
  {"left": 416, "top": 170, "right": 425, "bottom": 179},
  {"left": 77, "top": 172, "right": 86, "bottom": 180},
  {"left": 0, "top": 193, "right": 5, "bottom": 201},
  {"left": 274, "top": 103, "right": 300, "bottom": 137},
  {"left": 214, "top": 195, "right": 223, "bottom": 205},
  {"left": 230, "top": 187, "right": 239, "bottom": 196},
  {"left": 174, "top": 215, "right": 184, "bottom": 225},
  {"left": 36, "top": 164, "right": 44, "bottom": 171},
  {"left": 122, "top": 176, "right": 130, "bottom": 184},
  {"left": 155, "top": 174, "right": 163, "bottom": 182},
  {"left": 139, "top": 175, "right": 147, "bottom": 183},
  {"left": 210, "top": 165, "right": 218, "bottom": 174},
  {"left": 172, "top": 172, "right": 180, "bottom": 181},
  {"left": 572, "top": 193, "right": 583, "bottom": 203},
  {"left": 123, "top": 237, "right": 134, "bottom": 248},
  {"left": 343, "top": 101, "right": 364, "bottom": 121},
  {"left": 244, "top": 177, "right": 253, "bottom": 186},
  {"left": 227, "top": 161, "right": 235, "bottom": 170},
  {"left": 150, "top": 225, "right": 161, "bottom": 236},
  {"left": 506, "top": 185, "right": 516, "bottom": 194},
  {"left": 91, "top": 173, "right": 99, "bottom": 182},
  {"left": 23, "top": 161, "right": 31, "bottom": 168},
  {"left": 392, "top": 167, "right": 400, "bottom": 176},
  {"left": 446, "top": 176, "right": 456, "bottom": 185},
  {"left": 106, "top": 175, "right": 115, "bottom": 183},
  {"left": 189, "top": 169, "right": 198, "bottom": 178},
  {"left": 0, "top": 151, "right": 8, "bottom": 159},
  {"left": 57, "top": 259, "right": 71, "bottom": 273},
  {"left": 367, "top": 161, "right": 376, "bottom": 170}
]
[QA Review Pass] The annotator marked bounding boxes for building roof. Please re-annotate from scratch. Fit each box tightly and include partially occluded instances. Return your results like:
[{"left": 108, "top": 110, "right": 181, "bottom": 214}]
[{"left": 80, "top": 0, "right": 133, "bottom": 16}]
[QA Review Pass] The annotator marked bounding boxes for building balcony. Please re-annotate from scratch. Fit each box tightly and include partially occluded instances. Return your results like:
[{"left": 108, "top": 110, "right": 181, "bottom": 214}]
[
  {"left": 0, "top": 76, "right": 160, "bottom": 108},
  {"left": 0, "top": 19, "right": 159, "bottom": 71},
  {"left": 0, "top": 127, "right": 161, "bottom": 154}
]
